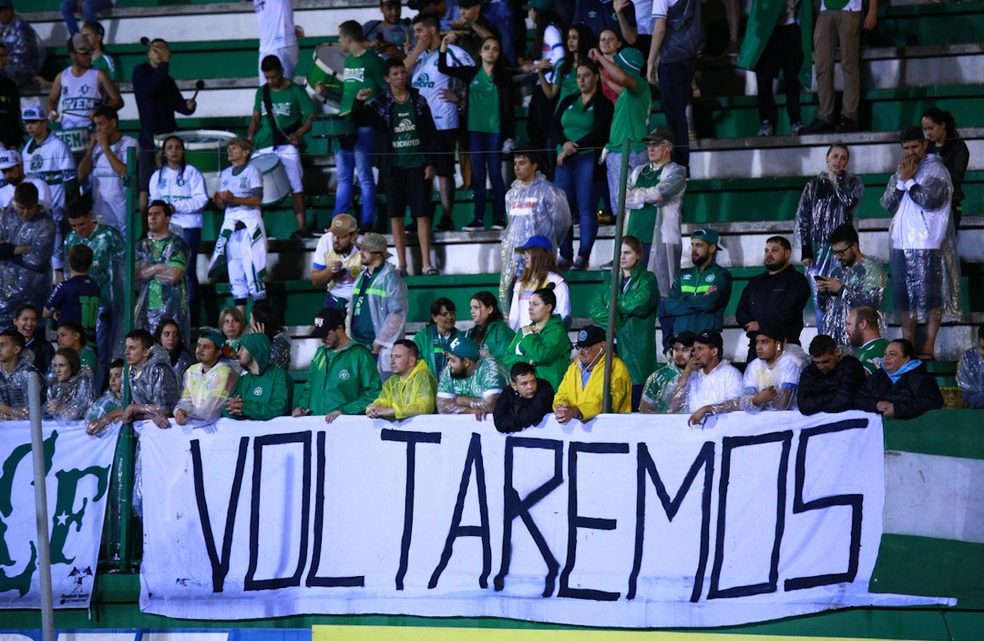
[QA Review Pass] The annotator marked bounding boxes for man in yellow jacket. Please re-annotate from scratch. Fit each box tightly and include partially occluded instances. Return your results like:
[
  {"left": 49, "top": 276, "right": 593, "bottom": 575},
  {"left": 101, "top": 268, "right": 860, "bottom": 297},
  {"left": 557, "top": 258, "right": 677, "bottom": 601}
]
[
  {"left": 366, "top": 339, "right": 437, "bottom": 419},
  {"left": 554, "top": 325, "right": 632, "bottom": 423}
]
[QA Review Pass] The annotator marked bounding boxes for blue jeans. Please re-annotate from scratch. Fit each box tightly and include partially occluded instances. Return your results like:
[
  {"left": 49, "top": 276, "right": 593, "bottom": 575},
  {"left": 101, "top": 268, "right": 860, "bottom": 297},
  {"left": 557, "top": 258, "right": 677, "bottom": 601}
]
[
  {"left": 61, "top": 0, "right": 114, "bottom": 35},
  {"left": 556, "top": 153, "right": 600, "bottom": 261},
  {"left": 182, "top": 226, "right": 201, "bottom": 324},
  {"left": 481, "top": 1, "right": 518, "bottom": 66},
  {"left": 334, "top": 126, "right": 377, "bottom": 226},
  {"left": 468, "top": 131, "right": 506, "bottom": 224}
]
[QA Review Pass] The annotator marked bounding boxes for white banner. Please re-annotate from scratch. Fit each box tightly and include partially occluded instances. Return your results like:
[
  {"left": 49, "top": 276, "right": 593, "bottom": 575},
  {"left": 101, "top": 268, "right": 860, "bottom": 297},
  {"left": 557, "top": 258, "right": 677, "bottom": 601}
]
[
  {"left": 0, "top": 421, "right": 120, "bottom": 609},
  {"left": 137, "top": 411, "right": 935, "bottom": 627}
]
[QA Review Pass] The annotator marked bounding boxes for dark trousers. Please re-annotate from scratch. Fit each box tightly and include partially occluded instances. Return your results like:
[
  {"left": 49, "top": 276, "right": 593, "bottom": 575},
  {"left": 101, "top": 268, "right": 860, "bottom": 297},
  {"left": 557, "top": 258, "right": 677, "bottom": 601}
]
[
  {"left": 658, "top": 58, "right": 696, "bottom": 169},
  {"left": 755, "top": 23, "right": 804, "bottom": 126},
  {"left": 385, "top": 165, "right": 428, "bottom": 219}
]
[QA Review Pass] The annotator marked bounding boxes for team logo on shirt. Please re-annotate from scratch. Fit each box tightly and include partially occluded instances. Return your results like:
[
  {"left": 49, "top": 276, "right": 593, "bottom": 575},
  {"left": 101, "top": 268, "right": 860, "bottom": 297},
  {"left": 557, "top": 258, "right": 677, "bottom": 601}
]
[
  {"left": 253, "top": 386, "right": 263, "bottom": 396},
  {"left": 343, "top": 68, "right": 366, "bottom": 83},
  {"left": 272, "top": 102, "right": 293, "bottom": 117},
  {"left": 706, "top": 274, "right": 716, "bottom": 282},
  {"left": 339, "top": 369, "right": 351, "bottom": 381},
  {"left": 413, "top": 73, "right": 435, "bottom": 89},
  {"left": 30, "top": 155, "right": 43, "bottom": 171}
]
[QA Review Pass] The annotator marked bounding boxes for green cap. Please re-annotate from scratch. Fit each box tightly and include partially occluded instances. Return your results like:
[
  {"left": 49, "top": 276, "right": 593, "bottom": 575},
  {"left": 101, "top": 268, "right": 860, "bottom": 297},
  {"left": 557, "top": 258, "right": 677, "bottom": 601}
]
[
  {"left": 199, "top": 328, "right": 225, "bottom": 349},
  {"left": 448, "top": 335, "right": 480, "bottom": 362},
  {"left": 615, "top": 48, "right": 644, "bottom": 76},
  {"left": 691, "top": 227, "right": 724, "bottom": 249}
]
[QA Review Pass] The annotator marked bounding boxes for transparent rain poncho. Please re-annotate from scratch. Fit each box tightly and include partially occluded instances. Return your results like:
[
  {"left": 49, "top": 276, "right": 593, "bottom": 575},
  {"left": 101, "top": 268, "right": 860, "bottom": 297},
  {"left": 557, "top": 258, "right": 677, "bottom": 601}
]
[
  {"left": 0, "top": 358, "right": 44, "bottom": 419},
  {"left": 129, "top": 344, "right": 181, "bottom": 416},
  {"left": 816, "top": 256, "right": 887, "bottom": 346},
  {"left": 0, "top": 207, "right": 56, "bottom": 328},
  {"left": 625, "top": 161, "right": 688, "bottom": 296},
  {"left": 498, "top": 174, "right": 572, "bottom": 313},
  {"left": 134, "top": 232, "right": 192, "bottom": 347},
  {"left": 44, "top": 371, "right": 94, "bottom": 421},
  {"left": 735, "top": 349, "right": 808, "bottom": 414},
  {"left": 86, "top": 387, "right": 124, "bottom": 424},
  {"left": 956, "top": 346, "right": 984, "bottom": 408},
  {"left": 668, "top": 360, "right": 744, "bottom": 414},
  {"left": 881, "top": 154, "right": 961, "bottom": 322},
  {"left": 794, "top": 171, "right": 863, "bottom": 335}
]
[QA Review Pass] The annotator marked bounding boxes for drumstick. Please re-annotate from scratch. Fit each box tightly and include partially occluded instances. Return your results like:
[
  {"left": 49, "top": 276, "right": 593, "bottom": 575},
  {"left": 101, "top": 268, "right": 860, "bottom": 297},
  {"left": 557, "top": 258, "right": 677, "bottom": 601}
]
[{"left": 191, "top": 79, "right": 205, "bottom": 101}]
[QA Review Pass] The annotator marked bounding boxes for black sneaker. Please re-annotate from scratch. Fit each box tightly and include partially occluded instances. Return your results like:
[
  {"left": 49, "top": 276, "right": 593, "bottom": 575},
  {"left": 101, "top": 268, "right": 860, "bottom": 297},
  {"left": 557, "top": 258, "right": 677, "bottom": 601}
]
[
  {"left": 435, "top": 217, "right": 456, "bottom": 232},
  {"left": 490, "top": 219, "right": 506, "bottom": 230},
  {"left": 405, "top": 221, "right": 417, "bottom": 234},
  {"left": 835, "top": 118, "right": 859, "bottom": 133},
  {"left": 800, "top": 118, "right": 835, "bottom": 135},
  {"left": 462, "top": 219, "right": 485, "bottom": 231}
]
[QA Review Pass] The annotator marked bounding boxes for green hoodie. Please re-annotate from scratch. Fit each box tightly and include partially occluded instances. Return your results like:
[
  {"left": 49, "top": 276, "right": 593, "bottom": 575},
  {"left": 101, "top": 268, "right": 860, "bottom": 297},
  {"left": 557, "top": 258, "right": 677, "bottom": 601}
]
[
  {"left": 294, "top": 340, "right": 382, "bottom": 415},
  {"left": 502, "top": 315, "right": 573, "bottom": 392},
  {"left": 224, "top": 333, "right": 292, "bottom": 420}
]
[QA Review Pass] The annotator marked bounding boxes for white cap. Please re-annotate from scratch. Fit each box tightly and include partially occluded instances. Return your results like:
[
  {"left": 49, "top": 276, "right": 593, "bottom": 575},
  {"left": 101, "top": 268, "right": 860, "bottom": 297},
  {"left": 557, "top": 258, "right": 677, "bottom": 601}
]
[{"left": 0, "top": 149, "right": 23, "bottom": 169}]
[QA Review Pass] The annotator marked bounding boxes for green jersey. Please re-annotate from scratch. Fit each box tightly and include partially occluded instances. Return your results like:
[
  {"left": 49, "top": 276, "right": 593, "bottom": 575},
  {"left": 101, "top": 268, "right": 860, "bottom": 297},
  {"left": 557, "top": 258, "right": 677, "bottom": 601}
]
[
  {"left": 390, "top": 98, "right": 424, "bottom": 169},
  {"left": 340, "top": 50, "right": 385, "bottom": 116},
  {"left": 625, "top": 164, "right": 664, "bottom": 240},
  {"left": 605, "top": 73, "right": 650, "bottom": 152},
  {"left": 64, "top": 223, "right": 125, "bottom": 305},
  {"left": 437, "top": 356, "right": 505, "bottom": 401},
  {"left": 641, "top": 364, "right": 682, "bottom": 413},
  {"left": 467, "top": 68, "right": 500, "bottom": 133},
  {"left": 92, "top": 52, "right": 119, "bottom": 83},
  {"left": 855, "top": 337, "right": 889, "bottom": 375},
  {"left": 252, "top": 82, "right": 315, "bottom": 150},
  {"left": 557, "top": 97, "right": 596, "bottom": 156}
]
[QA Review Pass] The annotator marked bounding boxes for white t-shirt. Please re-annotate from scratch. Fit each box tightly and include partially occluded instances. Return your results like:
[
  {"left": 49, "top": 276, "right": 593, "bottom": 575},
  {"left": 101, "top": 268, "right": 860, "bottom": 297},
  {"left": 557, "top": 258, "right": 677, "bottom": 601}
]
[
  {"left": 91, "top": 135, "right": 138, "bottom": 233},
  {"left": 312, "top": 232, "right": 363, "bottom": 301},
  {"left": 149, "top": 164, "right": 209, "bottom": 230},
  {"left": 820, "top": 0, "right": 863, "bottom": 12},
  {"left": 508, "top": 271, "right": 571, "bottom": 330},
  {"left": 254, "top": 0, "right": 298, "bottom": 52},
  {"left": 650, "top": 0, "right": 681, "bottom": 22},
  {"left": 411, "top": 46, "right": 474, "bottom": 131},
  {"left": 0, "top": 176, "right": 53, "bottom": 212},
  {"left": 217, "top": 164, "right": 263, "bottom": 226},
  {"left": 22, "top": 134, "right": 76, "bottom": 218},
  {"left": 634, "top": 0, "right": 655, "bottom": 34},
  {"left": 742, "top": 352, "right": 806, "bottom": 395}
]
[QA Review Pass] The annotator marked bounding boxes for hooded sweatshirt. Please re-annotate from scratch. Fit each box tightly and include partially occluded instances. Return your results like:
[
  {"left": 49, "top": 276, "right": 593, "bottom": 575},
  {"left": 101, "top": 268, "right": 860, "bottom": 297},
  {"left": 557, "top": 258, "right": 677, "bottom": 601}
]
[
  {"left": 295, "top": 340, "right": 382, "bottom": 416},
  {"left": 224, "top": 333, "right": 291, "bottom": 420}
]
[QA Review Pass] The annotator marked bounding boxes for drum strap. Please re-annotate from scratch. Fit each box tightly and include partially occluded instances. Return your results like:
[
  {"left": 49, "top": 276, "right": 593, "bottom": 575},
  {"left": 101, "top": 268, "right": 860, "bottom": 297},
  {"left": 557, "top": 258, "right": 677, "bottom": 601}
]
[{"left": 263, "top": 85, "right": 304, "bottom": 149}]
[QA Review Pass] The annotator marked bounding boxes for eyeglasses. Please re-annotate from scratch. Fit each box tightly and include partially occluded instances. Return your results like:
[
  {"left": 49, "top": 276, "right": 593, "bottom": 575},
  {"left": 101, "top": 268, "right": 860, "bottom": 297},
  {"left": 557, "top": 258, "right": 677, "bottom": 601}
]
[{"left": 831, "top": 246, "right": 852, "bottom": 256}]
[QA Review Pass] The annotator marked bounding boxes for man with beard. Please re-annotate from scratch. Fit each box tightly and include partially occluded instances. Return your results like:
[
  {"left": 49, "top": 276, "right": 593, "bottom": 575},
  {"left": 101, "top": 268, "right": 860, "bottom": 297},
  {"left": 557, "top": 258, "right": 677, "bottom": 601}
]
[
  {"left": 735, "top": 235, "right": 811, "bottom": 363},
  {"left": 814, "top": 223, "right": 886, "bottom": 346},
  {"left": 311, "top": 213, "right": 362, "bottom": 310},
  {"left": 658, "top": 227, "right": 732, "bottom": 352},
  {"left": 436, "top": 335, "right": 505, "bottom": 419},
  {"left": 846, "top": 306, "right": 888, "bottom": 375},
  {"left": 668, "top": 329, "right": 743, "bottom": 426},
  {"left": 640, "top": 330, "right": 696, "bottom": 413}
]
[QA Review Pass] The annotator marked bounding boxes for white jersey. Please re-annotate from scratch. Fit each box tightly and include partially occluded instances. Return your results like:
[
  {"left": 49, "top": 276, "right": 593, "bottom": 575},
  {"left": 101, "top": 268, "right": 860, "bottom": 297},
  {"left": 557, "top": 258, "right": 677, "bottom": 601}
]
[
  {"left": 22, "top": 133, "right": 76, "bottom": 219},
  {"left": 217, "top": 164, "right": 263, "bottom": 226},
  {"left": 683, "top": 359, "right": 743, "bottom": 413},
  {"left": 411, "top": 46, "right": 473, "bottom": 131},
  {"left": 254, "top": 0, "right": 297, "bottom": 53},
  {"left": 742, "top": 352, "right": 806, "bottom": 395},
  {"left": 91, "top": 134, "right": 138, "bottom": 233},
  {"left": 0, "top": 176, "right": 53, "bottom": 212},
  {"left": 59, "top": 66, "right": 103, "bottom": 129},
  {"left": 149, "top": 164, "right": 209, "bottom": 230}
]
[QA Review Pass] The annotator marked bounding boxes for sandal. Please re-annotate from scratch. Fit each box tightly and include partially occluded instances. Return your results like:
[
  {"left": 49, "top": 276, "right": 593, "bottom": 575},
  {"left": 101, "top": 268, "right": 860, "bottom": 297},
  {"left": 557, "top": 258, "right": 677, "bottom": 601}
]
[{"left": 423, "top": 266, "right": 440, "bottom": 275}]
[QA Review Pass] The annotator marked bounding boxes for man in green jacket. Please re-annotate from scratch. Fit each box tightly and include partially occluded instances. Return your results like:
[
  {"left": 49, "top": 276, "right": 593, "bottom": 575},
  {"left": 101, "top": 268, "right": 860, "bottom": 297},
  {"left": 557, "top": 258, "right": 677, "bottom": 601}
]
[
  {"left": 658, "top": 227, "right": 733, "bottom": 352},
  {"left": 223, "top": 332, "right": 291, "bottom": 420},
  {"left": 294, "top": 306, "right": 382, "bottom": 423}
]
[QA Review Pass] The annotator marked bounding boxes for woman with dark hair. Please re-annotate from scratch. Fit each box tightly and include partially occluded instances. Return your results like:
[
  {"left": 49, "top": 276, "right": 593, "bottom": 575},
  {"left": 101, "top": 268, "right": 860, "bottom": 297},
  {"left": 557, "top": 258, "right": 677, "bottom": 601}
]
[
  {"left": 539, "top": 24, "right": 596, "bottom": 106},
  {"left": 466, "top": 291, "right": 515, "bottom": 365},
  {"left": 81, "top": 20, "right": 119, "bottom": 83},
  {"left": 597, "top": 27, "right": 623, "bottom": 104},
  {"left": 45, "top": 347, "right": 94, "bottom": 421},
  {"left": 508, "top": 244, "right": 571, "bottom": 330},
  {"left": 855, "top": 339, "right": 943, "bottom": 419},
  {"left": 156, "top": 318, "right": 193, "bottom": 381},
  {"left": 150, "top": 134, "right": 209, "bottom": 317},
  {"left": 440, "top": 33, "right": 515, "bottom": 231},
  {"left": 502, "top": 284, "right": 573, "bottom": 391},
  {"left": 922, "top": 108, "right": 970, "bottom": 229},
  {"left": 250, "top": 301, "right": 292, "bottom": 370}
]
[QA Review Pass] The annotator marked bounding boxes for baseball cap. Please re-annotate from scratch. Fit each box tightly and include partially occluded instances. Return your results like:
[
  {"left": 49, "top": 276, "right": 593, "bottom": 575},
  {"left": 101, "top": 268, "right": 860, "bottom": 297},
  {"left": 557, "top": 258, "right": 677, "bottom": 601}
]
[
  {"left": 575, "top": 325, "right": 606, "bottom": 349},
  {"left": 69, "top": 32, "right": 93, "bottom": 54},
  {"left": 694, "top": 330, "right": 724, "bottom": 353},
  {"left": 615, "top": 48, "right": 644, "bottom": 76},
  {"left": 899, "top": 126, "right": 925, "bottom": 143},
  {"left": 752, "top": 322, "right": 784, "bottom": 342},
  {"left": 643, "top": 128, "right": 675, "bottom": 145},
  {"left": 310, "top": 307, "right": 347, "bottom": 338},
  {"left": 357, "top": 232, "right": 393, "bottom": 258},
  {"left": 691, "top": 227, "right": 723, "bottom": 249},
  {"left": 515, "top": 235, "right": 553, "bottom": 252},
  {"left": 198, "top": 327, "right": 225, "bottom": 349},
  {"left": 671, "top": 330, "right": 698, "bottom": 348},
  {"left": 329, "top": 213, "right": 358, "bottom": 236},
  {"left": 0, "top": 149, "right": 23, "bottom": 169},
  {"left": 21, "top": 105, "right": 46, "bottom": 121},
  {"left": 448, "top": 335, "right": 480, "bottom": 362}
]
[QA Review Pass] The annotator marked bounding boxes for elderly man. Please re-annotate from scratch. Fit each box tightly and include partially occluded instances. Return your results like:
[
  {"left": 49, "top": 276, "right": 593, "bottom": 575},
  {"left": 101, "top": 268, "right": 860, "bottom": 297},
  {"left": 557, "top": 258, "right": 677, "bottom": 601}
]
[
  {"left": 436, "top": 335, "right": 505, "bottom": 419},
  {"left": 624, "top": 128, "right": 688, "bottom": 295},
  {"left": 0, "top": 182, "right": 55, "bottom": 329},
  {"left": 956, "top": 325, "right": 984, "bottom": 409},
  {"left": 553, "top": 325, "right": 632, "bottom": 423},
  {"left": 174, "top": 328, "right": 238, "bottom": 426},
  {"left": 881, "top": 126, "right": 958, "bottom": 361},
  {"left": 668, "top": 330, "right": 743, "bottom": 426},
  {"left": 311, "top": 213, "right": 362, "bottom": 310},
  {"left": 658, "top": 227, "right": 733, "bottom": 351},
  {"left": 366, "top": 339, "right": 438, "bottom": 420},
  {"left": 0, "top": 329, "right": 43, "bottom": 421},
  {"left": 134, "top": 201, "right": 190, "bottom": 345},
  {"left": 347, "top": 233, "right": 408, "bottom": 380},
  {"left": 735, "top": 235, "right": 811, "bottom": 362},
  {"left": 224, "top": 333, "right": 291, "bottom": 420},
  {"left": 814, "top": 223, "right": 886, "bottom": 346},
  {"left": 294, "top": 307, "right": 382, "bottom": 423},
  {"left": 0, "top": 1, "right": 44, "bottom": 87},
  {"left": 493, "top": 361, "right": 555, "bottom": 433},
  {"left": 797, "top": 334, "right": 867, "bottom": 415},
  {"left": 498, "top": 149, "right": 571, "bottom": 308}
]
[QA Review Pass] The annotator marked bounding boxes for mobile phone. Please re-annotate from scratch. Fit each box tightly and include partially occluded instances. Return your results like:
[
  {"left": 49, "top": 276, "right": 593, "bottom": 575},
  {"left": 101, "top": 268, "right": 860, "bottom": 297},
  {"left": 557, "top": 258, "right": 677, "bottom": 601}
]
[{"left": 813, "top": 275, "right": 824, "bottom": 282}]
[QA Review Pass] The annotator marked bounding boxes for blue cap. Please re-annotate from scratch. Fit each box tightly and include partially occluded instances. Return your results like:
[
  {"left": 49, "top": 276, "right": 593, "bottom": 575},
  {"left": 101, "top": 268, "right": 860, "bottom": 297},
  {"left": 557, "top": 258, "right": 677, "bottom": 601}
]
[{"left": 515, "top": 235, "right": 553, "bottom": 252}]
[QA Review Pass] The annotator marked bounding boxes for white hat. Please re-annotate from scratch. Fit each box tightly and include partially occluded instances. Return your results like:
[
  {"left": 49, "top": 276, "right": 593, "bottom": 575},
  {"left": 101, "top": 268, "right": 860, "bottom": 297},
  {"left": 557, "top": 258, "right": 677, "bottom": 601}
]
[{"left": 0, "top": 149, "right": 23, "bottom": 169}]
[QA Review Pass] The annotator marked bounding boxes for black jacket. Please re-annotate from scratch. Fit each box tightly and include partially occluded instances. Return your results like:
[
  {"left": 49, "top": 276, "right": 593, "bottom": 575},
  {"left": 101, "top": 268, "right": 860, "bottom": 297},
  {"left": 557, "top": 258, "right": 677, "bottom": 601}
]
[
  {"left": 551, "top": 90, "right": 614, "bottom": 181},
  {"left": 735, "top": 266, "right": 811, "bottom": 362},
  {"left": 354, "top": 86, "right": 437, "bottom": 172},
  {"left": 797, "top": 355, "right": 866, "bottom": 415},
  {"left": 0, "top": 74, "right": 22, "bottom": 150},
  {"left": 493, "top": 379, "right": 555, "bottom": 433},
  {"left": 855, "top": 362, "right": 943, "bottom": 420},
  {"left": 438, "top": 52, "right": 516, "bottom": 140},
  {"left": 132, "top": 61, "right": 195, "bottom": 147}
]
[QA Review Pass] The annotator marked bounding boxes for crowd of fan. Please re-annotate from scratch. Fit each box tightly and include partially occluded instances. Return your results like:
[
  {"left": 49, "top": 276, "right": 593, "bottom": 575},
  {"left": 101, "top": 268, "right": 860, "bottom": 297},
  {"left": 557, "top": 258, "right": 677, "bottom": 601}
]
[{"left": 0, "top": 1, "right": 981, "bottom": 428}]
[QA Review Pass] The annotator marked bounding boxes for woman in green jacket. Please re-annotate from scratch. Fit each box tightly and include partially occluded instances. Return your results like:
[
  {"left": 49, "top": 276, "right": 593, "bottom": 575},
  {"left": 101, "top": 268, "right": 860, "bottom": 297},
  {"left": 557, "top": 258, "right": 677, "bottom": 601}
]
[
  {"left": 503, "top": 285, "right": 572, "bottom": 391},
  {"left": 590, "top": 235, "right": 659, "bottom": 409},
  {"left": 466, "top": 291, "right": 515, "bottom": 365}
]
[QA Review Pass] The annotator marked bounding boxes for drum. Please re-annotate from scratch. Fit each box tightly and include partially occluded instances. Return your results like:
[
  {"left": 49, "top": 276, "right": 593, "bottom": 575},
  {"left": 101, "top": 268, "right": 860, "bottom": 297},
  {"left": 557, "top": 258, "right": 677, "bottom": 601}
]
[
  {"left": 250, "top": 153, "right": 291, "bottom": 206},
  {"left": 154, "top": 130, "right": 236, "bottom": 196},
  {"left": 305, "top": 43, "right": 348, "bottom": 115},
  {"left": 54, "top": 126, "right": 91, "bottom": 155}
]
